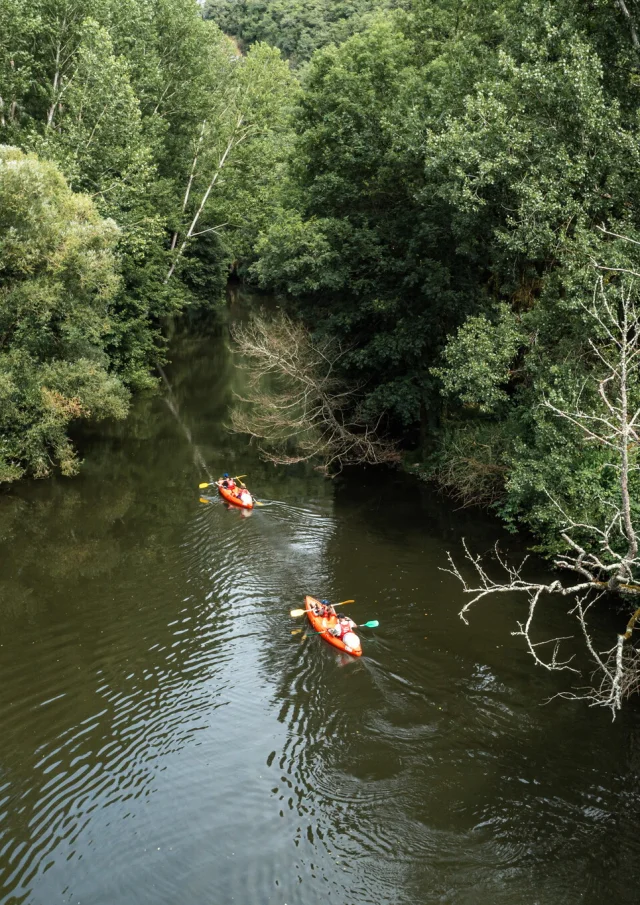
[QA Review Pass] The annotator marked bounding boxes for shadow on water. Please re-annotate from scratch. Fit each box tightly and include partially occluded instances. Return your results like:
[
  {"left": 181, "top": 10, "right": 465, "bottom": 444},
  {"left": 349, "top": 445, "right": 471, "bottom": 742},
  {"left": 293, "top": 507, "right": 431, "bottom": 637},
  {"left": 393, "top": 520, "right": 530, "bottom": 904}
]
[{"left": 1, "top": 291, "right": 640, "bottom": 905}]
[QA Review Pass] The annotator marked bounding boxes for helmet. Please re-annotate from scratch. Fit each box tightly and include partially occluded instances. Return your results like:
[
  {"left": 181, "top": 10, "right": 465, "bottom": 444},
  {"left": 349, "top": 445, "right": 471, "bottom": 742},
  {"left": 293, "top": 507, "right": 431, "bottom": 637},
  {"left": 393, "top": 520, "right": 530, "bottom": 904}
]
[
  {"left": 223, "top": 473, "right": 229, "bottom": 478},
  {"left": 321, "top": 599, "right": 329, "bottom": 604}
]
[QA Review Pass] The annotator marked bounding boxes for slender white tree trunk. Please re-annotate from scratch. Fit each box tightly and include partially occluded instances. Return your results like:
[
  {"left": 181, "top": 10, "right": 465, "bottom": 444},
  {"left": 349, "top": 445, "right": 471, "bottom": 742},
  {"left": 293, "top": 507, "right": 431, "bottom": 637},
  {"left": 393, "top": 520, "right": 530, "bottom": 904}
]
[
  {"left": 171, "top": 119, "right": 207, "bottom": 252},
  {"left": 47, "top": 28, "right": 64, "bottom": 127},
  {"left": 165, "top": 115, "right": 245, "bottom": 283},
  {"left": 615, "top": 0, "right": 640, "bottom": 51}
]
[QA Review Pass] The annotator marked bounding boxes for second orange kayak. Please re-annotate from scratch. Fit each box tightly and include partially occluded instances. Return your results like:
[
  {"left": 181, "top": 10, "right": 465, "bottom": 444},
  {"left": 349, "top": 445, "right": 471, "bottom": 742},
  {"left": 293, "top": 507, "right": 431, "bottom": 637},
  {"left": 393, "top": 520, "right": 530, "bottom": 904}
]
[
  {"left": 305, "top": 595, "right": 362, "bottom": 657},
  {"left": 216, "top": 480, "right": 253, "bottom": 509}
]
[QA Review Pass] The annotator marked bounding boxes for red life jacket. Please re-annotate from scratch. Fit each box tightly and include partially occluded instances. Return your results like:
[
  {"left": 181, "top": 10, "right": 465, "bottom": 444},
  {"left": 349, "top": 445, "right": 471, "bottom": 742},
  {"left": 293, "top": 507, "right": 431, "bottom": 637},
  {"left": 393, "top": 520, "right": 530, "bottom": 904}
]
[{"left": 334, "top": 619, "right": 351, "bottom": 639}]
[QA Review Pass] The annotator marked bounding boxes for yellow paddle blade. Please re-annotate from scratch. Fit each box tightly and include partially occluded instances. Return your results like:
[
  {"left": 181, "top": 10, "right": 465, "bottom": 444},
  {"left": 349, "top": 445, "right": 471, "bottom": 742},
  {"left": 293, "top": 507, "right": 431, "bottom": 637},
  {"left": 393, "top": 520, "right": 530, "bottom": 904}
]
[
  {"left": 199, "top": 497, "right": 211, "bottom": 505},
  {"left": 200, "top": 475, "right": 244, "bottom": 489},
  {"left": 254, "top": 500, "right": 265, "bottom": 506},
  {"left": 334, "top": 599, "right": 355, "bottom": 607},
  {"left": 291, "top": 628, "right": 303, "bottom": 635}
]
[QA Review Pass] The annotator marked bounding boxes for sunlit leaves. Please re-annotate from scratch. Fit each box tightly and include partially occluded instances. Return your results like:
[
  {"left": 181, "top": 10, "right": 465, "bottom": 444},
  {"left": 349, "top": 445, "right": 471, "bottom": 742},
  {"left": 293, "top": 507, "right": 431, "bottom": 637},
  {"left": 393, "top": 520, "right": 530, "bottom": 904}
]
[{"left": 0, "top": 146, "right": 128, "bottom": 481}]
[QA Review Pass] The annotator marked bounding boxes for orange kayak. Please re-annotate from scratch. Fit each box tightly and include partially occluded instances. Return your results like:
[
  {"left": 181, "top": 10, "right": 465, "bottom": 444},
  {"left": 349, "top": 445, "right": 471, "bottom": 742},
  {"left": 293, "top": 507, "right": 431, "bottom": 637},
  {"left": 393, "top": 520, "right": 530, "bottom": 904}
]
[
  {"left": 216, "top": 480, "right": 253, "bottom": 510},
  {"left": 305, "top": 595, "right": 362, "bottom": 657}
]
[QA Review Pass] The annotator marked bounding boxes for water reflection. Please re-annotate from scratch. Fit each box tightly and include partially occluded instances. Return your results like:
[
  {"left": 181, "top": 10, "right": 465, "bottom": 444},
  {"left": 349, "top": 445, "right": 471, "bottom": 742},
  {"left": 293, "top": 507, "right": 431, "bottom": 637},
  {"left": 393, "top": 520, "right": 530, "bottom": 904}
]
[{"left": 1, "top": 300, "right": 640, "bottom": 905}]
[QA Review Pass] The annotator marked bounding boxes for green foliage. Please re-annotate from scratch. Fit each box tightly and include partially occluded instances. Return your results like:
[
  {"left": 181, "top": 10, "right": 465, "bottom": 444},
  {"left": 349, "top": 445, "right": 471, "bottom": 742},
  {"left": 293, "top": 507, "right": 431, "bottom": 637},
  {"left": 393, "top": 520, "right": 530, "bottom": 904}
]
[
  {"left": 427, "top": 417, "right": 511, "bottom": 507},
  {"left": 432, "top": 305, "right": 524, "bottom": 413},
  {"left": 252, "top": 212, "right": 348, "bottom": 293},
  {"left": 253, "top": 16, "right": 482, "bottom": 429},
  {"left": 0, "top": 146, "right": 129, "bottom": 481},
  {"left": 248, "top": 0, "right": 640, "bottom": 550},
  {"left": 203, "top": 0, "right": 409, "bottom": 64},
  {"left": 0, "top": 0, "right": 298, "bottom": 480}
]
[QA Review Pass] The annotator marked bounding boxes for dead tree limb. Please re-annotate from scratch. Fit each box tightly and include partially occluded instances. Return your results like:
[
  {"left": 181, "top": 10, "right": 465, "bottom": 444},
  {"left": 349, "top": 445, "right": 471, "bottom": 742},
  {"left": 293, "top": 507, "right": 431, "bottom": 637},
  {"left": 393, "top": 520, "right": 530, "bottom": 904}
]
[
  {"left": 229, "top": 313, "right": 400, "bottom": 474},
  {"left": 446, "top": 271, "right": 640, "bottom": 717}
]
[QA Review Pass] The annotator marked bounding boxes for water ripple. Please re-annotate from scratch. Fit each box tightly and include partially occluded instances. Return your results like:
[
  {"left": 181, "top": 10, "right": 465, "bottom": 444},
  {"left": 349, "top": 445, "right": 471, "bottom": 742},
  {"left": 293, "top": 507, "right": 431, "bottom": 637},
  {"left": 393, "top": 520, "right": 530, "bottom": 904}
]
[{"left": 2, "top": 334, "right": 640, "bottom": 905}]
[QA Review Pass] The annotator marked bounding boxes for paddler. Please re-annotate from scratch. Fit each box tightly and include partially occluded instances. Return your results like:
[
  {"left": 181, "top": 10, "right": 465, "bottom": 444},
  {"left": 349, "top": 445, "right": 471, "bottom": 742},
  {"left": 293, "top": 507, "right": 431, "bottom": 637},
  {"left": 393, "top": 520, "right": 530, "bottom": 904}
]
[
  {"left": 313, "top": 598, "right": 335, "bottom": 619},
  {"left": 329, "top": 614, "right": 356, "bottom": 638},
  {"left": 329, "top": 615, "right": 360, "bottom": 652}
]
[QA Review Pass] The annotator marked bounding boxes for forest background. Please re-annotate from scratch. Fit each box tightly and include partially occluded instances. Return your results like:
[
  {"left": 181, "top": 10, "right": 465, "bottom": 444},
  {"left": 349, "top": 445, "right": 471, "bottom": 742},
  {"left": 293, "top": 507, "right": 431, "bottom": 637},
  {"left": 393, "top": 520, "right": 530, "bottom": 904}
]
[{"left": 3, "top": 0, "right": 640, "bottom": 562}]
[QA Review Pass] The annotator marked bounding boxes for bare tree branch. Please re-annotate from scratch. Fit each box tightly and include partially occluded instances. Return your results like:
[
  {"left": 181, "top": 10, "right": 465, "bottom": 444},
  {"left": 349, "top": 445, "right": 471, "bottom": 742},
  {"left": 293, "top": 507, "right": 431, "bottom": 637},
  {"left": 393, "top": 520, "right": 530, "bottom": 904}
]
[
  {"left": 228, "top": 313, "right": 400, "bottom": 473},
  {"left": 447, "top": 270, "right": 640, "bottom": 717}
]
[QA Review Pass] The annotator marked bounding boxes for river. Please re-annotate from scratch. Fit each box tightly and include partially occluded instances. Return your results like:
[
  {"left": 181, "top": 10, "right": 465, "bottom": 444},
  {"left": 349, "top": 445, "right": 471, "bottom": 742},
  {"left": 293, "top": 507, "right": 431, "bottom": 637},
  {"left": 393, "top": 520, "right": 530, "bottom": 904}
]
[{"left": 1, "top": 294, "right": 640, "bottom": 905}]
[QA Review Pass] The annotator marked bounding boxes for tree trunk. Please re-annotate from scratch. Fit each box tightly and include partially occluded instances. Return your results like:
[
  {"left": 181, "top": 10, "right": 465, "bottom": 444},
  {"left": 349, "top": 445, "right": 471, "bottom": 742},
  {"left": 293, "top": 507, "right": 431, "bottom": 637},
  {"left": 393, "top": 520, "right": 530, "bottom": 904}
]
[
  {"left": 165, "top": 117, "right": 244, "bottom": 283},
  {"left": 615, "top": 0, "right": 640, "bottom": 52}
]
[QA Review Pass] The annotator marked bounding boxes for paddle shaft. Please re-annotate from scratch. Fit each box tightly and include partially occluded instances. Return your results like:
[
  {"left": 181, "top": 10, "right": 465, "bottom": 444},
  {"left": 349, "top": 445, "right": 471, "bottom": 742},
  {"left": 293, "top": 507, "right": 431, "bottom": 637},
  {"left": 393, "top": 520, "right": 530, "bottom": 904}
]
[
  {"left": 198, "top": 474, "right": 246, "bottom": 489},
  {"left": 289, "top": 599, "right": 354, "bottom": 618},
  {"left": 306, "top": 621, "right": 378, "bottom": 636}
]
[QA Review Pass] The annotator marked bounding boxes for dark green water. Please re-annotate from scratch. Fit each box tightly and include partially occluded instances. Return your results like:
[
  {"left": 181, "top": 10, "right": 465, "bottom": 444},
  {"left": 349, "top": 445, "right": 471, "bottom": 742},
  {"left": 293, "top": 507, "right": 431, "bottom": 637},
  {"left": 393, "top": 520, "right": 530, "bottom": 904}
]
[{"left": 1, "top": 297, "right": 640, "bottom": 905}]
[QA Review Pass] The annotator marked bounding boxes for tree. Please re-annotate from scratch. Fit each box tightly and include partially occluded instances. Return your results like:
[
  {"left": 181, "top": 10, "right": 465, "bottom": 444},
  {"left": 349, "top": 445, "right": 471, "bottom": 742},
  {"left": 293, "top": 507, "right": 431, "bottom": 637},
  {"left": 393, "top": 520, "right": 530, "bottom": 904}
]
[
  {"left": 203, "top": 0, "right": 409, "bottom": 65},
  {"left": 0, "top": 145, "right": 129, "bottom": 482},
  {"left": 251, "top": 17, "right": 473, "bottom": 435},
  {"left": 0, "top": 0, "right": 37, "bottom": 132},
  {"left": 230, "top": 313, "right": 400, "bottom": 472},
  {"left": 613, "top": 0, "right": 640, "bottom": 53},
  {"left": 0, "top": 0, "right": 302, "bottom": 484},
  {"left": 448, "top": 264, "right": 640, "bottom": 716},
  {"left": 0, "top": 0, "right": 203, "bottom": 388},
  {"left": 165, "top": 42, "right": 297, "bottom": 283}
]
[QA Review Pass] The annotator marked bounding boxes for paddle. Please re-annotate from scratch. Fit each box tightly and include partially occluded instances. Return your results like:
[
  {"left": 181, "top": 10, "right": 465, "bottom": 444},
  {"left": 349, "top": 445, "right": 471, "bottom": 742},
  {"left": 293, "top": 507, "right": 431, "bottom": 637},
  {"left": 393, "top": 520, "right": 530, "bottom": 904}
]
[
  {"left": 304, "top": 620, "right": 379, "bottom": 636},
  {"left": 289, "top": 599, "right": 354, "bottom": 618},
  {"left": 199, "top": 475, "right": 246, "bottom": 489}
]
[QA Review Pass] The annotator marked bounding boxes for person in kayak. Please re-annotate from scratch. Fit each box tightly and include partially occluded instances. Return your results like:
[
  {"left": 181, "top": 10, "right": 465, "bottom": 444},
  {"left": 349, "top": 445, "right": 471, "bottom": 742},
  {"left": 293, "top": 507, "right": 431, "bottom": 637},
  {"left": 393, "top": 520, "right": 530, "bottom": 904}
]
[
  {"left": 221, "top": 473, "right": 236, "bottom": 490},
  {"left": 329, "top": 614, "right": 356, "bottom": 638},
  {"left": 329, "top": 615, "right": 360, "bottom": 652},
  {"left": 314, "top": 599, "right": 335, "bottom": 619}
]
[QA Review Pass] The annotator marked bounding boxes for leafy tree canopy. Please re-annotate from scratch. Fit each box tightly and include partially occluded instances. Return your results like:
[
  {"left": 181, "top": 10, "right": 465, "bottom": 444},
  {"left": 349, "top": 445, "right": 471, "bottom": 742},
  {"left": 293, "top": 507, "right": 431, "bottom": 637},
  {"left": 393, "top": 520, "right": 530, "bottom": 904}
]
[
  {"left": 203, "top": 0, "right": 409, "bottom": 64},
  {"left": 0, "top": 146, "right": 128, "bottom": 481},
  {"left": 246, "top": 0, "right": 640, "bottom": 549},
  {"left": 0, "top": 0, "right": 297, "bottom": 481}
]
